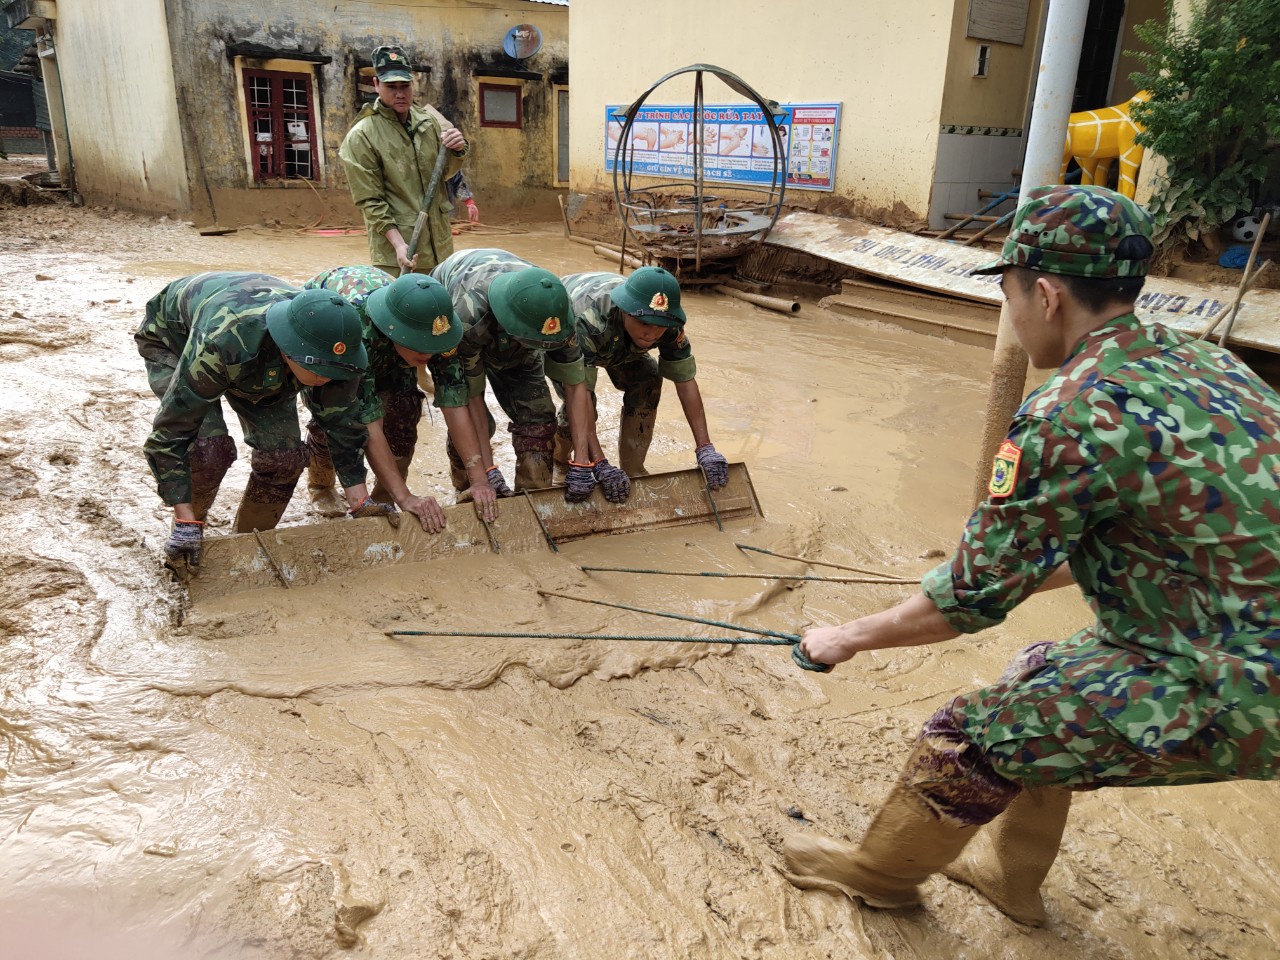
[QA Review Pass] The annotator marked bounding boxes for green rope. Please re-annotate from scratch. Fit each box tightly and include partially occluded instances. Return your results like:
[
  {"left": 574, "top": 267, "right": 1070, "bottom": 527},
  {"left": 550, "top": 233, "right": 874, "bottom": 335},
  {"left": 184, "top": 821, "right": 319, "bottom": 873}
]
[
  {"left": 580, "top": 565, "right": 914, "bottom": 585},
  {"left": 386, "top": 627, "right": 830, "bottom": 672},
  {"left": 538, "top": 588, "right": 797, "bottom": 640},
  {"left": 735, "top": 542, "right": 908, "bottom": 579},
  {"left": 704, "top": 475, "right": 724, "bottom": 531}
]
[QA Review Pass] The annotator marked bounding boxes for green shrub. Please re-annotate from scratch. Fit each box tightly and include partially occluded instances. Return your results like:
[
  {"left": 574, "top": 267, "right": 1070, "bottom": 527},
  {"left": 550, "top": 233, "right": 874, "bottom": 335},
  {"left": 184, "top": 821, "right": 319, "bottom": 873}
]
[{"left": 1130, "top": 0, "right": 1280, "bottom": 252}]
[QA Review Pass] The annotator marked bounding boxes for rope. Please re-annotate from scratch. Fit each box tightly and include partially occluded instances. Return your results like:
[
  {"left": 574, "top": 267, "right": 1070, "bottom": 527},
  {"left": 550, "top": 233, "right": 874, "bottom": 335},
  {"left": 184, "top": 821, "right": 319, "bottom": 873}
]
[
  {"left": 386, "top": 627, "right": 829, "bottom": 672},
  {"left": 580, "top": 565, "right": 915, "bottom": 585},
  {"left": 538, "top": 588, "right": 797, "bottom": 640},
  {"left": 735, "top": 542, "right": 912, "bottom": 580}
]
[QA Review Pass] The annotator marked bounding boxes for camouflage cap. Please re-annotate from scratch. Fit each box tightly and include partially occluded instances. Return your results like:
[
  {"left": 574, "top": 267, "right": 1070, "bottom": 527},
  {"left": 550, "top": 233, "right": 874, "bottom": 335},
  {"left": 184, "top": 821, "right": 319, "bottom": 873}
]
[
  {"left": 372, "top": 44, "right": 413, "bottom": 83},
  {"left": 972, "top": 184, "right": 1154, "bottom": 279},
  {"left": 365, "top": 274, "right": 462, "bottom": 354},
  {"left": 609, "top": 266, "right": 686, "bottom": 327},
  {"left": 266, "top": 290, "right": 368, "bottom": 381},
  {"left": 488, "top": 267, "right": 575, "bottom": 347}
]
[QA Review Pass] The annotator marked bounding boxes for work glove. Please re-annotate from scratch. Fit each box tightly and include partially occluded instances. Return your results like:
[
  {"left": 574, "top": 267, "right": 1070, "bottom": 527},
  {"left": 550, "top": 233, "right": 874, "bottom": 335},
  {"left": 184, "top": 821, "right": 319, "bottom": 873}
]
[
  {"left": 696, "top": 443, "right": 730, "bottom": 490},
  {"left": 486, "top": 466, "right": 515, "bottom": 498},
  {"left": 564, "top": 461, "right": 597, "bottom": 503},
  {"left": 593, "top": 458, "right": 631, "bottom": 504},
  {"left": 349, "top": 495, "right": 401, "bottom": 529},
  {"left": 164, "top": 519, "right": 204, "bottom": 579}
]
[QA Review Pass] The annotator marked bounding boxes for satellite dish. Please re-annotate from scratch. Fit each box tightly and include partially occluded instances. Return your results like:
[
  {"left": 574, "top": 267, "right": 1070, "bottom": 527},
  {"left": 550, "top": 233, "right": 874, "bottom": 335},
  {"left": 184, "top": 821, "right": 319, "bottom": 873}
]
[{"left": 503, "top": 24, "right": 542, "bottom": 60}]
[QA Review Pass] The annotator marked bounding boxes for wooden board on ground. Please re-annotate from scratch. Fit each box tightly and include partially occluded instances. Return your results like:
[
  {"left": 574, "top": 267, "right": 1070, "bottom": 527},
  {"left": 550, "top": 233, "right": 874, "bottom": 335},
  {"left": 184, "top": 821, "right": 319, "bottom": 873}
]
[
  {"left": 189, "top": 464, "right": 762, "bottom": 603},
  {"left": 768, "top": 211, "right": 1280, "bottom": 353}
]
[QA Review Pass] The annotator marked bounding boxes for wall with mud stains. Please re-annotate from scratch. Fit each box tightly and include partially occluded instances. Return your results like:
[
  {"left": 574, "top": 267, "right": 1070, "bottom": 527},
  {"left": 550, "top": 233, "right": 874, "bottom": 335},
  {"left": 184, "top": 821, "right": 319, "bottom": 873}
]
[
  {"left": 38, "top": 0, "right": 564, "bottom": 226},
  {"left": 163, "top": 0, "right": 566, "bottom": 227},
  {"left": 567, "top": 0, "right": 954, "bottom": 225},
  {"left": 40, "top": 0, "right": 189, "bottom": 215}
]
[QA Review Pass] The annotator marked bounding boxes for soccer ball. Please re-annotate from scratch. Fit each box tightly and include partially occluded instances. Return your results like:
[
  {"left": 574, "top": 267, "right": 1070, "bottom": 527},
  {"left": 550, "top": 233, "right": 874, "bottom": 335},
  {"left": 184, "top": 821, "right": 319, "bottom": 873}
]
[{"left": 1231, "top": 214, "right": 1262, "bottom": 243}]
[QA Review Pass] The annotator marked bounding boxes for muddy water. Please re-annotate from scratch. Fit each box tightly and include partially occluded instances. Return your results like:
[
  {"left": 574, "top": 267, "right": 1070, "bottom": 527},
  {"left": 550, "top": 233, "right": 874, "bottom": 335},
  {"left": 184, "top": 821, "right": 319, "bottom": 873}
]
[{"left": 1, "top": 203, "right": 1277, "bottom": 960}]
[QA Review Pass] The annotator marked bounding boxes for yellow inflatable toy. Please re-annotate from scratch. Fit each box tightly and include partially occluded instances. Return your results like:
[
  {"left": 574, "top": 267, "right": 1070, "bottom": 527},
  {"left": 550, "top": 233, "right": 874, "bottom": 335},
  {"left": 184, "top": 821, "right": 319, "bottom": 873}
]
[{"left": 1060, "top": 91, "right": 1152, "bottom": 199}]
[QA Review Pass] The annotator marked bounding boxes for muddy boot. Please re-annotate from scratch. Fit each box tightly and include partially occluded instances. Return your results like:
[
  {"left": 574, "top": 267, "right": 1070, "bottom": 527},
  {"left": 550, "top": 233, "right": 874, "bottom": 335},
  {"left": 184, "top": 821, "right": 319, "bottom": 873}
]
[
  {"left": 372, "top": 455, "right": 414, "bottom": 505},
  {"left": 552, "top": 425, "right": 573, "bottom": 486},
  {"left": 783, "top": 780, "right": 980, "bottom": 908},
  {"left": 233, "top": 447, "right": 309, "bottom": 533},
  {"left": 618, "top": 409, "right": 655, "bottom": 478},
  {"left": 305, "top": 421, "right": 346, "bottom": 518},
  {"left": 188, "top": 435, "right": 237, "bottom": 522},
  {"left": 510, "top": 422, "right": 556, "bottom": 492},
  {"left": 943, "top": 787, "right": 1071, "bottom": 926}
]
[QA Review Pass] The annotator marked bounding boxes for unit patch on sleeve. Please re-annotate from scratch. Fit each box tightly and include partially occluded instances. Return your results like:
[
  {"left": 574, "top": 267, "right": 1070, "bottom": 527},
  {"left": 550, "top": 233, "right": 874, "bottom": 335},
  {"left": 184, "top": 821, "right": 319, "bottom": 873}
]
[{"left": 988, "top": 439, "right": 1022, "bottom": 499}]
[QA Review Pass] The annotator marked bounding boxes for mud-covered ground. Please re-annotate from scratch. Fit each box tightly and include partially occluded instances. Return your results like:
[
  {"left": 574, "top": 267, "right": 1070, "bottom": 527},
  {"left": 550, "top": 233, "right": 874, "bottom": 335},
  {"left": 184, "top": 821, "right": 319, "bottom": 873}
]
[{"left": 0, "top": 194, "right": 1277, "bottom": 960}]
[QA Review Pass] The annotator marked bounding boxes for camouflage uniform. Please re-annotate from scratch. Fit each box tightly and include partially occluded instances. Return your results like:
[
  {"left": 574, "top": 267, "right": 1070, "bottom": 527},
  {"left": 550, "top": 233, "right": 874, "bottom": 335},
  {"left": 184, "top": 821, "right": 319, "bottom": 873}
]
[
  {"left": 926, "top": 313, "right": 1280, "bottom": 789},
  {"left": 552, "top": 272, "right": 697, "bottom": 475},
  {"left": 303, "top": 266, "right": 469, "bottom": 474},
  {"left": 432, "top": 248, "right": 586, "bottom": 491},
  {"left": 921, "top": 186, "right": 1280, "bottom": 796},
  {"left": 135, "top": 272, "right": 367, "bottom": 521}
]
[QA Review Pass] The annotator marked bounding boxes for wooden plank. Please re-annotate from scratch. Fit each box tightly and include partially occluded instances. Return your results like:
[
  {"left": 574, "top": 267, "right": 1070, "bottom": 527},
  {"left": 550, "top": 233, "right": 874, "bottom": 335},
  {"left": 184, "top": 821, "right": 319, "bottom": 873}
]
[
  {"left": 189, "top": 464, "right": 762, "bottom": 603},
  {"left": 767, "top": 211, "right": 1280, "bottom": 353}
]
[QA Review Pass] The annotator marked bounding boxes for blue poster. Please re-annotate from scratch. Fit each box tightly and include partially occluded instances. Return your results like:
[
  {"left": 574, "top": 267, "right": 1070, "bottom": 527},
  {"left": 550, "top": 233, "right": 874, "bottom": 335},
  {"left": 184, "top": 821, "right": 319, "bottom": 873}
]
[{"left": 605, "top": 102, "right": 841, "bottom": 192}]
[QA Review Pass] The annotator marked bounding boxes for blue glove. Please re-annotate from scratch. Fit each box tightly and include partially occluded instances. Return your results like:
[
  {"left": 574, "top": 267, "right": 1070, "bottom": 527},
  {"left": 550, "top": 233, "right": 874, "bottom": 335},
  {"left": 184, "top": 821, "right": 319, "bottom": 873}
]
[
  {"left": 564, "top": 461, "right": 597, "bottom": 503},
  {"left": 486, "top": 466, "right": 515, "bottom": 498},
  {"left": 696, "top": 444, "right": 729, "bottom": 490},
  {"left": 349, "top": 496, "right": 401, "bottom": 528},
  {"left": 164, "top": 519, "right": 204, "bottom": 578},
  {"left": 593, "top": 458, "right": 631, "bottom": 504}
]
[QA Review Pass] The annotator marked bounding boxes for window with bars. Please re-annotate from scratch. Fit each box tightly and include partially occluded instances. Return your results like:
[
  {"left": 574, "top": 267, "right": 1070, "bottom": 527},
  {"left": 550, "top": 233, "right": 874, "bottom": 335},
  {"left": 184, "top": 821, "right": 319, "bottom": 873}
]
[{"left": 243, "top": 68, "right": 319, "bottom": 181}]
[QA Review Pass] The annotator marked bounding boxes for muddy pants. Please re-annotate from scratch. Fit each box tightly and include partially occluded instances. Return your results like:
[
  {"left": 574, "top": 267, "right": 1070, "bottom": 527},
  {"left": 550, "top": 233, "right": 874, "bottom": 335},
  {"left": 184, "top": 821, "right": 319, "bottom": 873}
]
[
  {"left": 552, "top": 356, "right": 663, "bottom": 477},
  {"left": 924, "top": 639, "right": 1265, "bottom": 828},
  {"left": 308, "top": 386, "right": 423, "bottom": 484},
  {"left": 447, "top": 354, "right": 555, "bottom": 492},
  {"left": 144, "top": 356, "right": 310, "bottom": 528}
]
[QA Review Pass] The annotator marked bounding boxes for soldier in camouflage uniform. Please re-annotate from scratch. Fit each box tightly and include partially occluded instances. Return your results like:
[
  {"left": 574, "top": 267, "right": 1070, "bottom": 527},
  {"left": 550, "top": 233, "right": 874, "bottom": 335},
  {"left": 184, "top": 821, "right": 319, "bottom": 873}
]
[
  {"left": 553, "top": 268, "right": 730, "bottom": 496},
  {"left": 785, "top": 185, "right": 1280, "bottom": 927},
  {"left": 303, "top": 266, "right": 498, "bottom": 529},
  {"left": 432, "top": 248, "right": 601, "bottom": 498},
  {"left": 136, "top": 273, "right": 396, "bottom": 578}
]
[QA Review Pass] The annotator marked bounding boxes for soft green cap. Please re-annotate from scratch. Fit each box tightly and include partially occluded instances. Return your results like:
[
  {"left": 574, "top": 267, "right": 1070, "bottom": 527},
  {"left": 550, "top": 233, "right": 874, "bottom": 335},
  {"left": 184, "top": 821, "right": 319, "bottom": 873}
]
[
  {"left": 265, "top": 290, "right": 368, "bottom": 380},
  {"left": 972, "top": 184, "right": 1154, "bottom": 279},
  {"left": 372, "top": 44, "right": 413, "bottom": 83},
  {"left": 609, "top": 266, "right": 686, "bottom": 326},
  {"left": 365, "top": 274, "right": 461, "bottom": 354},
  {"left": 488, "top": 268, "right": 575, "bottom": 346}
]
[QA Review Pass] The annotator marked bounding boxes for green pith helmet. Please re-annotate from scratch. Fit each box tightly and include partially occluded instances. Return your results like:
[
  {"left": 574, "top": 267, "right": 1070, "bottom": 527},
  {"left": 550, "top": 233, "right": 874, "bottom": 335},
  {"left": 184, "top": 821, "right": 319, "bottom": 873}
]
[
  {"left": 365, "top": 274, "right": 462, "bottom": 354},
  {"left": 609, "top": 266, "right": 686, "bottom": 326},
  {"left": 488, "top": 267, "right": 575, "bottom": 346},
  {"left": 265, "top": 289, "right": 368, "bottom": 380}
]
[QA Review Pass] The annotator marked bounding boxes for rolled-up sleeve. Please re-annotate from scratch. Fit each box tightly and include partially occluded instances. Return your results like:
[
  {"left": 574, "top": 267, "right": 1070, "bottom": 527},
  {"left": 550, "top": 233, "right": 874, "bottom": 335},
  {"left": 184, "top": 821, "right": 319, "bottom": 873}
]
[{"left": 923, "top": 416, "right": 1115, "bottom": 633}]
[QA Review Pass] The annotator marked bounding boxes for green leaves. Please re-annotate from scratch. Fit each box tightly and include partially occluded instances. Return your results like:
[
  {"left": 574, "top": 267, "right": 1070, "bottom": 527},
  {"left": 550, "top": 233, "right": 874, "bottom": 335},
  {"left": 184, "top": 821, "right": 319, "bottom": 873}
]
[{"left": 1129, "top": 0, "right": 1280, "bottom": 252}]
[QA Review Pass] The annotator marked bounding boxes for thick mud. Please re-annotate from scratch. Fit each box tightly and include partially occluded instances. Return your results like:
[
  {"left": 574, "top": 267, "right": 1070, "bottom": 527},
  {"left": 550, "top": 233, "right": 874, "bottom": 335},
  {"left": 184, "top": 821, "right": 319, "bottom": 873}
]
[{"left": 0, "top": 199, "right": 1276, "bottom": 959}]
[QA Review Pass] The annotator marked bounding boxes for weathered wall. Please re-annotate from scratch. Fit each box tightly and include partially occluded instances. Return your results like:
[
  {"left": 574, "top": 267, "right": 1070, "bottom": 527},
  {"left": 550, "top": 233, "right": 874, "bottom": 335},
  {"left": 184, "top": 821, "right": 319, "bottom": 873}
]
[
  {"left": 166, "top": 0, "right": 567, "bottom": 227},
  {"left": 567, "top": 0, "right": 954, "bottom": 226},
  {"left": 43, "top": 0, "right": 189, "bottom": 215},
  {"left": 1110, "top": 0, "right": 1162, "bottom": 102}
]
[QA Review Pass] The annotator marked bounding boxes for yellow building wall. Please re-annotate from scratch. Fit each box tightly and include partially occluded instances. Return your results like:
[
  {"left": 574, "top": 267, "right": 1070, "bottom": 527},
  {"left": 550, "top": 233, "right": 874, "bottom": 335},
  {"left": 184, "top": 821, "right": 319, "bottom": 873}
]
[
  {"left": 939, "top": 0, "right": 1046, "bottom": 128},
  {"left": 1111, "top": 0, "right": 1163, "bottom": 102},
  {"left": 568, "top": 0, "right": 955, "bottom": 223},
  {"left": 46, "top": 0, "right": 189, "bottom": 215}
]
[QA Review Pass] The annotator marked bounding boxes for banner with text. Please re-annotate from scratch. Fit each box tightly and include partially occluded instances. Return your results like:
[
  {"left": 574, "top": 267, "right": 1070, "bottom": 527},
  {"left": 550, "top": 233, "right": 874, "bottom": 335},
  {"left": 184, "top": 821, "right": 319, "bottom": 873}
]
[{"left": 605, "top": 102, "right": 841, "bottom": 192}]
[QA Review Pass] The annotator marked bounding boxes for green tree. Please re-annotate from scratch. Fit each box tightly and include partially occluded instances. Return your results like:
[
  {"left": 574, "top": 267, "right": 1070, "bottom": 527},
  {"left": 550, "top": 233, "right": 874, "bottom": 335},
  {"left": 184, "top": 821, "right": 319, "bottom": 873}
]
[{"left": 1130, "top": 0, "right": 1280, "bottom": 253}]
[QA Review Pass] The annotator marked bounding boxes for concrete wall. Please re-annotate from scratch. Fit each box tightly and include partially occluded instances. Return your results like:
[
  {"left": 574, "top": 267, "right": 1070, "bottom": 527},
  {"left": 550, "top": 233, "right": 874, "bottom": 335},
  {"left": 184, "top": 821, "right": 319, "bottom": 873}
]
[
  {"left": 44, "top": 0, "right": 189, "bottom": 215},
  {"left": 1110, "top": 0, "right": 1162, "bottom": 102},
  {"left": 568, "top": 0, "right": 955, "bottom": 225},
  {"left": 165, "top": 0, "right": 567, "bottom": 226},
  {"left": 930, "top": 0, "right": 1046, "bottom": 229}
]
